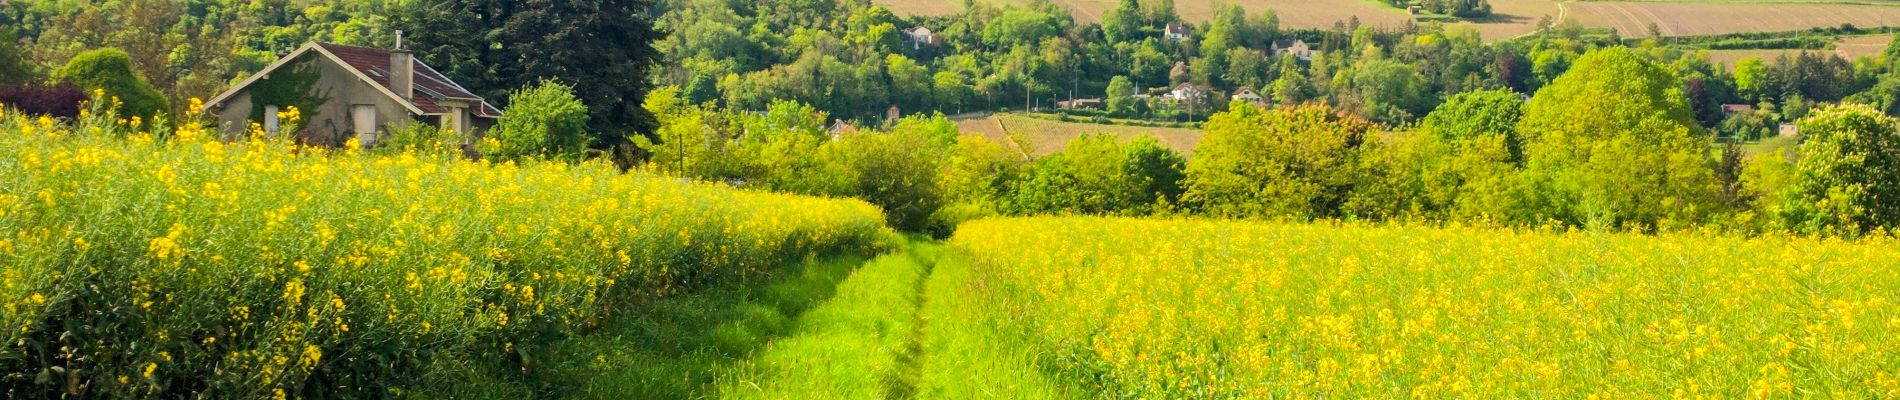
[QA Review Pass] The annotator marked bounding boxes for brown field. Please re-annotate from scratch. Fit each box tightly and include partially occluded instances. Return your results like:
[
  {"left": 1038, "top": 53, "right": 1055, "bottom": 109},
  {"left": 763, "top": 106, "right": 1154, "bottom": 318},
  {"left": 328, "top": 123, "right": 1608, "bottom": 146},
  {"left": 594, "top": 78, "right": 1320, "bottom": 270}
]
[
  {"left": 1569, "top": 2, "right": 1900, "bottom": 37},
  {"left": 952, "top": 113, "right": 1202, "bottom": 157},
  {"left": 872, "top": 0, "right": 1411, "bottom": 29},
  {"left": 1452, "top": 0, "right": 1565, "bottom": 41},
  {"left": 1703, "top": 35, "right": 1894, "bottom": 69}
]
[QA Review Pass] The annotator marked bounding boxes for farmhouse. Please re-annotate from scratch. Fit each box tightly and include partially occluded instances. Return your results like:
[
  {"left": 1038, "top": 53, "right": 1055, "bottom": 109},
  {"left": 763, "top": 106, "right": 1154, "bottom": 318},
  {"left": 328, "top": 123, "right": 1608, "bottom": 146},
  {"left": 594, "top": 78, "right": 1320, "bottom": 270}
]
[
  {"left": 1272, "top": 39, "right": 1314, "bottom": 61},
  {"left": 1164, "top": 83, "right": 1210, "bottom": 103},
  {"left": 903, "top": 26, "right": 944, "bottom": 50},
  {"left": 205, "top": 40, "right": 501, "bottom": 148},
  {"left": 1231, "top": 87, "right": 1266, "bottom": 106},
  {"left": 1779, "top": 123, "right": 1800, "bottom": 137},
  {"left": 1165, "top": 23, "right": 1192, "bottom": 41}
]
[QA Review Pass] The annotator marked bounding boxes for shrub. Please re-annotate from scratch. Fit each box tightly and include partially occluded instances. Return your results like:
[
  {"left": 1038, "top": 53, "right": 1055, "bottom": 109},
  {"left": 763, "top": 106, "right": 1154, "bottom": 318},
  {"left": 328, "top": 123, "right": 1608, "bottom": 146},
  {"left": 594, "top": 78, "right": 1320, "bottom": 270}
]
[
  {"left": 53, "top": 48, "right": 168, "bottom": 118},
  {"left": 1183, "top": 103, "right": 1373, "bottom": 219},
  {"left": 1778, "top": 104, "right": 1900, "bottom": 234},
  {"left": 484, "top": 80, "right": 591, "bottom": 163},
  {"left": 0, "top": 83, "right": 88, "bottom": 119}
]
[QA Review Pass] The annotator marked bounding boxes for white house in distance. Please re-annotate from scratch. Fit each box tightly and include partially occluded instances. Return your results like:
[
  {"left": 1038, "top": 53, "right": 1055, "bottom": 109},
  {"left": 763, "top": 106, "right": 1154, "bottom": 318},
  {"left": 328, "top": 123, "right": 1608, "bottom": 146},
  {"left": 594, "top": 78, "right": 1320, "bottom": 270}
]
[
  {"left": 1272, "top": 39, "right": 1314, "bottom": 61},
  {"left": 205, "top": 39, "right": 501, "bottom": 147},
  {"left": 1165, "top": 83, "right": 1210, "bottom": 104},
  {"left": 1165, "top": 23, "right": 1192, "bottom": 41},
  {"left": 1231, "top": 87, "right": 1266, "bottom": 106},
  {"left": 903, "top": 26, "right": 944, "bottom": 50}
]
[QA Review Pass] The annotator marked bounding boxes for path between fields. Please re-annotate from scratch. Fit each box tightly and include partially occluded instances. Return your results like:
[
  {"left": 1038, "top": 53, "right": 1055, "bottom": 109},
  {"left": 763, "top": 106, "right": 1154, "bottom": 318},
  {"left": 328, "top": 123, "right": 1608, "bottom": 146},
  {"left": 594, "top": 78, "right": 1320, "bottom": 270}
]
[
  {"left": 716, "top": 239, "right": 1080, "bottom": 399},
  {"left": 1509, "top": 1, "right": 1568, "bottom": 41}
]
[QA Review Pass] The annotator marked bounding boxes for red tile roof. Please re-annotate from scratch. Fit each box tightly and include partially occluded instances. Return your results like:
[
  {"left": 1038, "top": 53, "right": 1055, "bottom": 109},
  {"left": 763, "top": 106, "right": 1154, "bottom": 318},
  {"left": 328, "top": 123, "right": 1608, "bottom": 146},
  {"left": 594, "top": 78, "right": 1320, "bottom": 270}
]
[{"left": 315, "top": 43, "right": 501, "bottom": 118}]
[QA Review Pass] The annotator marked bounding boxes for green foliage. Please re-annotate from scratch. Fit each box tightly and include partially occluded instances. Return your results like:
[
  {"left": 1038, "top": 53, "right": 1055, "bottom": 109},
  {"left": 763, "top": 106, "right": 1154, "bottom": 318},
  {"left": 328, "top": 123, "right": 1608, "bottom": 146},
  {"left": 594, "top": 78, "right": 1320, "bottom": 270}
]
[
  {"left": 246, "top": 61, "right": 327, "bottom": 128},
  {"left": 1516, "top": 47, "right": 1723, "bottom": 230},
  {"left": 833, "top": 117, "right": 958, "bottom": 234},
  {"left": 398, "top": 0, "right": 663, "bottom": 155},
  {"left": 0, "top": 28, "right": 33, "bottom": 86},
  {"left": 1352, "top": 58, "right": 1433, "bottom": 123},
  {"left": 485, "top": 80, "right": 592, "bottom": 163},
  {"left": 1006, "top": 135, "right": 1184, "bottom": 216},
  {"left": 54, "top": 48, "right": 168, "bottom": 118},
  {"left": 1423, "top": 89, "right": 1524, "bottom": 161},
  {"left": 1184, "top": 103, "right": 1372, "bottom": 220},
  {"left": 1780, "top": 104, "right": 1900, "bottom": 234}
]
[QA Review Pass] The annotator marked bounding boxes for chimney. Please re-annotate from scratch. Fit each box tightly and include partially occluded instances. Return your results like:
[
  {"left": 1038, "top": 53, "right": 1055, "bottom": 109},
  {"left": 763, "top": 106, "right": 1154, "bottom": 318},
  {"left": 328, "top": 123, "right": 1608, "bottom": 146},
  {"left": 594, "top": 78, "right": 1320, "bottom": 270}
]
[{"left": 391, "top": 30, "right": 414, "bottom": 101}]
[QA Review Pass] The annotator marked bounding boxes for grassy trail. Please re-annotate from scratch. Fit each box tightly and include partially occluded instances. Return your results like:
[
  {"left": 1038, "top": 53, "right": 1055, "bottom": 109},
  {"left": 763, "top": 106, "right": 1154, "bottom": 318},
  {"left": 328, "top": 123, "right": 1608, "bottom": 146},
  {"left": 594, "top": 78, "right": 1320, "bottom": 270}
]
[{"left": 716, "top": 238, "right": 1080, "bottom": 399}]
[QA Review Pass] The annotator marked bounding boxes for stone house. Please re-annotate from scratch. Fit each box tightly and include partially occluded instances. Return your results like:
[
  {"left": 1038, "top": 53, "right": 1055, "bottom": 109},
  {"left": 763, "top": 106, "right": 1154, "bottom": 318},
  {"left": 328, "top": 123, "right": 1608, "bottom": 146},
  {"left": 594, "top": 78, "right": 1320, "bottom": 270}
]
[{"left": 205, "top": 40, "right": 501, "bottom": 148}]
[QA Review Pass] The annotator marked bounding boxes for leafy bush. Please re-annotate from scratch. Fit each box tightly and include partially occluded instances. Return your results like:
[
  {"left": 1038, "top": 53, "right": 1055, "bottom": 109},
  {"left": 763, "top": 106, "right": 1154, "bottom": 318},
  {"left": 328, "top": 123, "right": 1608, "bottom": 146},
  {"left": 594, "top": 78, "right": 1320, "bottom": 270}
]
[
  {"left": 52, "top": 48, "right": 167, "bottom": 118},
  {"left": 1778, "top": 104, "right": 1900, "bottom": 234},
  {"left": 0, "top": 83, "right": 88, "bottom": 119},
  {"left": 484, "top": 80, "right": 591, "bottom": 163},
  {"left": 1516, "top": 47, "right": 1723, "bottom": 231},
  {"left": 1184, "top": 103, "right": 1373, "bottom": 220},
  {"left": 0, "top": 105, "right": 890, "bottom": 397}
]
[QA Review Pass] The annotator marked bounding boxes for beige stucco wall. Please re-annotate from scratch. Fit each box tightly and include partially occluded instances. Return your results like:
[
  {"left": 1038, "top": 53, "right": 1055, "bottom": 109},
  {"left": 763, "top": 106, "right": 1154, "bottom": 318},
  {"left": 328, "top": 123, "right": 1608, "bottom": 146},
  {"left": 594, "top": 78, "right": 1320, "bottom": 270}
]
[{"left": 214, "top": 53, "right": 413, "bottom": 146}]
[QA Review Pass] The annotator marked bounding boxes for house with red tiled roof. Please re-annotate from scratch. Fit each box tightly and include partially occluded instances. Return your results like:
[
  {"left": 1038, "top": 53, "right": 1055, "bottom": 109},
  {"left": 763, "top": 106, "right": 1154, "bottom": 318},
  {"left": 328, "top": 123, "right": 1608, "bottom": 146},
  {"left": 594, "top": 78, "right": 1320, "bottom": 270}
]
[{"left": 205, "top": 39, "right": 501, "bottom": 147}]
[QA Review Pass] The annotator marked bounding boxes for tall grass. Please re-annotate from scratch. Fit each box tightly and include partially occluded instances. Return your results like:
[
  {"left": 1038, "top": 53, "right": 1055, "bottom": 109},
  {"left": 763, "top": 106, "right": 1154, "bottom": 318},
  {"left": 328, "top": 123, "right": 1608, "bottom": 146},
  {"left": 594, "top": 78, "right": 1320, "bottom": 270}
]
[
  {"left": 0, "top": 100, "right": 891, "bottom": 397},
  {"left": 952, "top": 217, "right": 1900, "bottom": 398}
]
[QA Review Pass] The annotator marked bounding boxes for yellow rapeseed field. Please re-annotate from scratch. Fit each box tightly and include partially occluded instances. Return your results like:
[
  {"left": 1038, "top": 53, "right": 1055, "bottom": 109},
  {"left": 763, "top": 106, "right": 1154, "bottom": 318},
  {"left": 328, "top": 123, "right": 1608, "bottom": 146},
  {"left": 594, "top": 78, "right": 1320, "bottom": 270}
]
[
  {"left": 0, "top": 98, "right": 890, "bottom": 397},
  {"left": 952, "top": 217, "right": 1900, "bottom": 398}
]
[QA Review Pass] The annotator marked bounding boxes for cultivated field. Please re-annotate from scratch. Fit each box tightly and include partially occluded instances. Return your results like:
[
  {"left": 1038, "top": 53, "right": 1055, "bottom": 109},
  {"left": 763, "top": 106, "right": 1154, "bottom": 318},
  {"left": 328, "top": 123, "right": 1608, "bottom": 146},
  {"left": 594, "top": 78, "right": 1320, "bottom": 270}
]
[
  {"left": 1455, "top": 0, "right": 1566, "bottom": 40},
  {"left": 879, "top": 0, "right": 1900, "bottom": 42},
  {"left": 0, "top": 106, "right": 892, "bottom": 397},
  {"left": 953, "top": 113, "right": 1202, "bottom": 156},
  {"left": 951, "top": 217, "right": 1900, "bottom": 397},
  {"left": 873, "top": 0, "right": 1411, "bottom": 29},
  {"left": 1569, "top": 2, "right": 1900, "bottom": 36},
  {"left": 1704, "top": 34, "right": 1894, "bottom": 69}
]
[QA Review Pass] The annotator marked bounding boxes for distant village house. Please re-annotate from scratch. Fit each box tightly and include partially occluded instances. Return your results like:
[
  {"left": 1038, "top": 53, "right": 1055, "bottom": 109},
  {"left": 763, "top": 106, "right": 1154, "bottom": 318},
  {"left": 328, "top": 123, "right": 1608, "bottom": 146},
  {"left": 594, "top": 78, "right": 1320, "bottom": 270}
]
[
  {"left": 1164, "top": 83, "right": 1210, "bottom": 104},
  {"left": 1165, "top": 23, "right": 1192, "bottom": 41},
  {"left": 1272, "top": 39, "right": 1314, "bottom": 62},
  {"left": 1230, "top": 87, "right": 1266, "bottom": 107},
  {"left": 205, "top": 39, "right": 500, "bottom": 148},
  {"left": 903, "top": 26, "right": 944, "bottom": 50}
]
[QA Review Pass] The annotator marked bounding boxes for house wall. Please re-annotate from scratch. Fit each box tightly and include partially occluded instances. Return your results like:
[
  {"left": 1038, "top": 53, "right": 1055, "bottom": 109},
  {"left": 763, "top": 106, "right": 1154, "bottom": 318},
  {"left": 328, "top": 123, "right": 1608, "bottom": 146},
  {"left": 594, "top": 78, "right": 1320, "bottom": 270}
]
[{"left": 215, "top": 53, "right": 413, "bottom": 147}]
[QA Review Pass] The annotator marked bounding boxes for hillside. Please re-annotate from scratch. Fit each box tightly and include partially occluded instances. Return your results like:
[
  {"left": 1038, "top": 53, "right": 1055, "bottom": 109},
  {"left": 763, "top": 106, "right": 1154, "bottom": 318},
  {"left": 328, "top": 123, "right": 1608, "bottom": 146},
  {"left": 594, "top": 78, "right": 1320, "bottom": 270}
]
[{"left": 953, "top": 113, "right": 1202, "bottom": 157}]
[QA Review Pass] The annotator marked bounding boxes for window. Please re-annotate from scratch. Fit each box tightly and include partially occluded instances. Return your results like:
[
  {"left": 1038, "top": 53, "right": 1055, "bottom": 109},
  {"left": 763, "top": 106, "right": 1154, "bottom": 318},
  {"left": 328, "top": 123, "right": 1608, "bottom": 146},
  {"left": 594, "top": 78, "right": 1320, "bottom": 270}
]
[
  {"left": 352, "top": 105, "right": 378, "bottom": 145},
  {"left": 263, "top": 105, "right": 280, "bottom": 136}
]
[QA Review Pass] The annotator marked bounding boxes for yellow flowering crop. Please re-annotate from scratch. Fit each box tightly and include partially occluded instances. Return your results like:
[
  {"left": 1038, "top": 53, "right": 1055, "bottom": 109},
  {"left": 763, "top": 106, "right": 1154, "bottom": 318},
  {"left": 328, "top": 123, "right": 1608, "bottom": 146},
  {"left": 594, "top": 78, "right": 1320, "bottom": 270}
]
[
  {"left": 952, "top": 217, "right": 1900, "bottom": 398},
  {"left": 0, "top": 101, "right": 891, "bottom": 397}
]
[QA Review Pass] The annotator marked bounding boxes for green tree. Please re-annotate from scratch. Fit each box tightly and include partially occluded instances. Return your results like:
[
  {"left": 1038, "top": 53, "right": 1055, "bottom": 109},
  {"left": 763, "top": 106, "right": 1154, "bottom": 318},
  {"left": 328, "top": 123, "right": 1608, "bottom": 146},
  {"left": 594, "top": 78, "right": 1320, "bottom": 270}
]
[
  {"left": 1352, "top": 58, "right": 1431, "bottom": 123},
  {"left": 55, "top": 48, "right": 168, "bottom": 118},
  {"left": 485, "top": 80, "right": 591, "bottom": 163},
  {"left": 1184, "top": 103, "right": 1373, "bottom": 219},
  {"left": 399, "top": 0, "right": 663, "bottom": 159},
  {"left": 1101, "top": 0, "right": 1145, "bottom": 43},
  {"left": 1779, "top": 104, "right": 1900, "bottom": 233},
  {"left": 1516, "top": 47, "right": 1722, "bottom": 230},
  {"left": 1733, "top": 57, "right": 1767, "bottom": 102},
  {"left": 0, "top": 28, "right": 33, "bottom": 86},
  {"left": 1106, "top": 75, "right": 1139, "bottom": 116},
  {"left": 1422, "top": 89, "right": 1524, "bottom": 161},
  {"left": 833, "top": 115, "right": 956, "bottom": 233}
]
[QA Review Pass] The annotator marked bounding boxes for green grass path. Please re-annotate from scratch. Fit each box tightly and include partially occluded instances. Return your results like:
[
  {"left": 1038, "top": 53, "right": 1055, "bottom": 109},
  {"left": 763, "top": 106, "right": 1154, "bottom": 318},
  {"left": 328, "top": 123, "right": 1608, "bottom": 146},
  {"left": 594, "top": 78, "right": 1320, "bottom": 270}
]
[
  {"left": 421, "top": 238, "right": 1078, "bottom": 399},
  {"left": 716, "top": 238, "right": 1082, "bottom": 399}
]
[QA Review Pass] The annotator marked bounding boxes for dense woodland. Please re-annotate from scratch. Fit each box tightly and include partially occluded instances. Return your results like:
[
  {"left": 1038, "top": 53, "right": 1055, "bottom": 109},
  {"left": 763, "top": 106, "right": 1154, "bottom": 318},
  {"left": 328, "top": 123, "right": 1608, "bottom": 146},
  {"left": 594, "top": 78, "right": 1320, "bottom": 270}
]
[{"left": 2, "top": 0, "right": 1900, "bottom": 236}]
